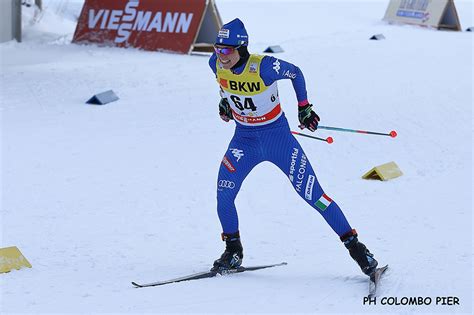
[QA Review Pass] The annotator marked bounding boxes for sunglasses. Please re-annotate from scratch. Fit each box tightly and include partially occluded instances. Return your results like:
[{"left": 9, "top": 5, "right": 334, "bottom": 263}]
[{"left": 214, "top": 45, "right": 241, "bottom": 55}]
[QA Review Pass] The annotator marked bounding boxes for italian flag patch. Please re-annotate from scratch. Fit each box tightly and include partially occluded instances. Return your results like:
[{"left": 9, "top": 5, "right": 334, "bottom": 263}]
[{"left": 315, "top": 194, "right": 332, "bottom": 212}]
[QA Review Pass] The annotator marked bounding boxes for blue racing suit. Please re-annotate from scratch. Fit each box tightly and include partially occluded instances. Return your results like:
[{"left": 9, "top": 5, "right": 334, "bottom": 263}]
[{"left": 210, "top": 53, "right": 352, "bottom": 237}]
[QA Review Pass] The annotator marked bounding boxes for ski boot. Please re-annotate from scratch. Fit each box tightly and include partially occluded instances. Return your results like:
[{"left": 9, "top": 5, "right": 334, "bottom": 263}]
[
  {"left": 341, "top": 229, "right": 378, "bottom": 276},
  {"left": 211, "top": 231, "right": 243, "bottom": 272}
]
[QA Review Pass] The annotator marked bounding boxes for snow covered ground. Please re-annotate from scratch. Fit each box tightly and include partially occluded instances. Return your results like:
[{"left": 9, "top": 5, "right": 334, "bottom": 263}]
[{"left": 1, "top": 0, "right": 472, "bottom": 314}]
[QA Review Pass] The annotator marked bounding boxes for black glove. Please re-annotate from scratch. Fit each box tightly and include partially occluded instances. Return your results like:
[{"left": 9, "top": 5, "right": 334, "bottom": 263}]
[
  {"left": 298, "top": 104, "right": 320, "bottom": 131},
  {"left": 219, "top": 98, "right": 233, "bottom": 122}
]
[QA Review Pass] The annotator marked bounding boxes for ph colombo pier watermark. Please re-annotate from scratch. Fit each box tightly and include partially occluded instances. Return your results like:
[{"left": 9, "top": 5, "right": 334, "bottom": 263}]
[{"left": 363, "top": 296, "right": 460, "bottom": 306}]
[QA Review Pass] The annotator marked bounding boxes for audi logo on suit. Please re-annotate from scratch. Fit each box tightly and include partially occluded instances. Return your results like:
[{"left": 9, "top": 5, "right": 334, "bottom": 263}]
[{"left": 218, "top": 180, "right": 235, "bottom": 189}]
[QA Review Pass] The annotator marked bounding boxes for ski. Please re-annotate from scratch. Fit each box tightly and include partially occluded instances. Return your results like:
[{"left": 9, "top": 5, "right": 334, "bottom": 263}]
[
  {"left": 131, "top": 262, "right": 287, "bottom": 288},
  {"left": 368, "top": 264, "right": 388, "bottom": 298}
]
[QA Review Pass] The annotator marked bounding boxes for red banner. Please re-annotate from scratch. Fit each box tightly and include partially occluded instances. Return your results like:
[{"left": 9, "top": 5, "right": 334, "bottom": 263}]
[{"left": 73, "top": 0, "right": 207, "bottom": 54}]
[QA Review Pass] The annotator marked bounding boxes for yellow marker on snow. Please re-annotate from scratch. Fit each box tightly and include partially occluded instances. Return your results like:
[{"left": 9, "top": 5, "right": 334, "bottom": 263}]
[
  {"left": 0, "top": 246, "right": 32, "bottom": 273},
  {"left": 362, "top": 161, "right": 403, "bottom": 181}
]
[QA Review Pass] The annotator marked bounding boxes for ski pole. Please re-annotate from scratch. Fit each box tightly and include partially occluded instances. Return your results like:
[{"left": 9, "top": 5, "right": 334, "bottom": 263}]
[
  {"left": 291, "top": 131, "right": 334, "bottom": 144},
  {"left": 317, "top": 125, "right": 397, "bottom": 138}
]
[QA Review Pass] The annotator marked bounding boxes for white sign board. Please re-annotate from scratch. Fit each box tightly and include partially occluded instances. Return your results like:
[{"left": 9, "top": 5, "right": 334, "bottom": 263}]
[{"left": 383, "top": 0, "right": 461, "bottom": 31}]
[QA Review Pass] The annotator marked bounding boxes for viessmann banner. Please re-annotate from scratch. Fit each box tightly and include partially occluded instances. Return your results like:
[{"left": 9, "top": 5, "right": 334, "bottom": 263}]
[{"left": 73, "top": 0, "right": 212, "bottom": 53}]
